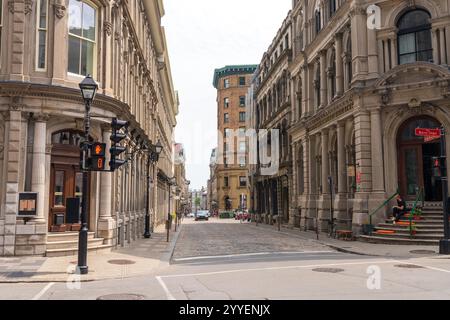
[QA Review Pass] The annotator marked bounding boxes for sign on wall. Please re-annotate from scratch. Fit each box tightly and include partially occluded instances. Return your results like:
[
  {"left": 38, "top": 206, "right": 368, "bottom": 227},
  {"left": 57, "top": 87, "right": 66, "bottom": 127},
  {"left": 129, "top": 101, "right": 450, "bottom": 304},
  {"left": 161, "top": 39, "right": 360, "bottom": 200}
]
[{"left": 18, "top": 192, "right": 38, "bottom": 218}]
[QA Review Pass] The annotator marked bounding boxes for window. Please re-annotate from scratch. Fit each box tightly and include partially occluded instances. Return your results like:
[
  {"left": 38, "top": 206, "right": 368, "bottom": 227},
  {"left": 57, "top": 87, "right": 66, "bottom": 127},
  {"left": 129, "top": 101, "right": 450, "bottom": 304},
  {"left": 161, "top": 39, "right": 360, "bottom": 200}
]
[
  {"left": 239, "top": 141, "right": 246, "bottom": 153},
  {"left": 224, "top": 113, "right": 229, "bottom": 123},
  {"left": 224, "top": 78, "right": 230, "bottom": 88},
  {"left": 224, "top": 128, "right": 232, "bottom": 138},
  {"left": 224, "top": 177, "right": 229, "bottom": 188},
  {"left": 68, "top": 0, "right": 97, "bottom": 76},
  {"left": 224, "top": 97, "right": 230, "bottom": 108},
  {"left": 36, "top": 0, "right": 48, "bottom": 70},
  {"left": 239, "top": 77, "right": 246, "bottom": 86},
  {"left": 239, "top": 176, "right": 247, "bottom": 187},
  {"left": 239, "top": 96, "right": 246, "bottom": 107},
  {"left": 315, "top": 10, "right": 322, "bottom": 34},
  {"left": 239, "top": 127, "right": 246, "bottom": 137},
  {"left": 329, "top": 0, "right": 336, "bottom": 17},
  {"left": 397, "top": 9, "right": 432, "bottom": 64},
  {"left": 239, "top": 112, "right": 246, "bottom": 122},
  {"left": 239, "top": 157, "right": 246, "bottom": 167}
]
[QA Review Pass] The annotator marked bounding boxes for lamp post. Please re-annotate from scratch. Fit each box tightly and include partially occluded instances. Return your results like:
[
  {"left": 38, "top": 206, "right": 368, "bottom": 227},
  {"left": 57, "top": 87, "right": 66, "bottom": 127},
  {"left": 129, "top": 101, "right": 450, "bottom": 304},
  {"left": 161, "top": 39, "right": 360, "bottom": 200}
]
[
  {"left": 78, "top": 74, "right": 98, "bottom": 275},
  {"left": 144, "top": 140, "right": 163, "bottom": 239},
  {"left": 167, "top": 177, "right": 176, "bottom": 242}
]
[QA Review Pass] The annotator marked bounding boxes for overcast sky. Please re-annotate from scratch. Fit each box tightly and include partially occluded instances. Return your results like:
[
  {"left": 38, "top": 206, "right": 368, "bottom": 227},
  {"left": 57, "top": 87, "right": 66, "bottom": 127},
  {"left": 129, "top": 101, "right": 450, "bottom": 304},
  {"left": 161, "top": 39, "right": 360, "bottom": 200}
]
[{"left": 163, "top": 0, "right": 291, "bottom": 191}]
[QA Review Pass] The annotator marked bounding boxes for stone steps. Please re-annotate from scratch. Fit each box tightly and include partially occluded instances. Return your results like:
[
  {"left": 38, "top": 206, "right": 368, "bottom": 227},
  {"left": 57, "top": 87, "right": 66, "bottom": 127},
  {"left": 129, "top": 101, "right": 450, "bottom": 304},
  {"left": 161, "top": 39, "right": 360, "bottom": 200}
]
[
  {"left": 45, "top": 232, "right": 108, "bottom": 257},
  {"left": 375, "top": 227, "right": 444, "bottom": 234},
  {"left": 358, "top": 235, "right": 439, "bottom": 246}
]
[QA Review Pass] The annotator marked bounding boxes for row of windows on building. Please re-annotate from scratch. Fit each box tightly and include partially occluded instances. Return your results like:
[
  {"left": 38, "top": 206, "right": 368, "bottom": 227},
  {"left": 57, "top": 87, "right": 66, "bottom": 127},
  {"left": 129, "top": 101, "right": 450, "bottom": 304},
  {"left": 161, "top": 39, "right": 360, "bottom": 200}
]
[
  {"left": 223, "top": 176, "right": 247, "bottom": 188},
  {"left": 224, "top": 96, "right": 246, "bottom": 108},
  {"left": 223, "top": 76, "right": 247, "bottom": 89},
  {"left": 224, "top": 112, "right": 246, "bottom": 123}
]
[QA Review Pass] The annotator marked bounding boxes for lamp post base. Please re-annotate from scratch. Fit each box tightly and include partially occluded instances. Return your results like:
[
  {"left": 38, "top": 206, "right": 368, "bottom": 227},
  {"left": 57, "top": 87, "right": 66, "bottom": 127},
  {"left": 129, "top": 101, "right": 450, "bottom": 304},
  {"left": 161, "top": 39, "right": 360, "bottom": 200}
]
[
  {"left": 439, "top": 239, "right": 450, "bottom": 255},
  {"left": 143, "top": 232, "right": 151, "bottom": 239},
  {"left": 78, "top": 266, "right": 89, "bottom": 275}
]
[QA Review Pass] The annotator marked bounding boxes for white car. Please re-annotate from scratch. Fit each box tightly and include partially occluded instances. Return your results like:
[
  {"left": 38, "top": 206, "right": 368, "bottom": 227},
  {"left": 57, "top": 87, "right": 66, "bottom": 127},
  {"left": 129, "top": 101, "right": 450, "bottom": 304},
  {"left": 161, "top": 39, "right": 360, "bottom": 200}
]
[{"left": 187, "top": 212, "right": 195, "bottom": 218}]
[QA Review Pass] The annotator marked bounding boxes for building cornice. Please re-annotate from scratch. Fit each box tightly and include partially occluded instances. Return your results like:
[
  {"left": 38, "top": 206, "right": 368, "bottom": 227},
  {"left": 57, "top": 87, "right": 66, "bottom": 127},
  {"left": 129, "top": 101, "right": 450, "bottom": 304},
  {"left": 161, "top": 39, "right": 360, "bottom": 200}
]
[{"left": 213, "top": 65, "right": 258, "bottom": 89}]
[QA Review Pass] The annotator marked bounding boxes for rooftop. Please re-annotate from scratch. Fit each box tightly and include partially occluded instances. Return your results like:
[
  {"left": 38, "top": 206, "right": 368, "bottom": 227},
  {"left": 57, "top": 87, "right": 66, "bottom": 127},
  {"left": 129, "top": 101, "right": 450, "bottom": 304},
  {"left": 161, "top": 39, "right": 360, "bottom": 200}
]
[{"left": 213, "top": 65, "right": 258, "bottom": 88}]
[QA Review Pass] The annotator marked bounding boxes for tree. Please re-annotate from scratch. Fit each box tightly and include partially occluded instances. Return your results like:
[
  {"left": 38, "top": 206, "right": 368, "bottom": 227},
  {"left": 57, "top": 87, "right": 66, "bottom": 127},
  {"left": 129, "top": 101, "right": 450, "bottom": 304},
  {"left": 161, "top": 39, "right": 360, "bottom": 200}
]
[{"left": 195, "top": 197, "right": 201, "bottom": 213}]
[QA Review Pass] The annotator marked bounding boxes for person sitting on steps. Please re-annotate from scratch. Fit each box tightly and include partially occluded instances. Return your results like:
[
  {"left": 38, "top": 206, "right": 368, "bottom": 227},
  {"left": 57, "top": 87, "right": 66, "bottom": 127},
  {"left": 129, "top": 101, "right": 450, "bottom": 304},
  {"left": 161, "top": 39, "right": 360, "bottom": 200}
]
[{"left": 391, "top": 194, "right": 406, "bottom": 224}]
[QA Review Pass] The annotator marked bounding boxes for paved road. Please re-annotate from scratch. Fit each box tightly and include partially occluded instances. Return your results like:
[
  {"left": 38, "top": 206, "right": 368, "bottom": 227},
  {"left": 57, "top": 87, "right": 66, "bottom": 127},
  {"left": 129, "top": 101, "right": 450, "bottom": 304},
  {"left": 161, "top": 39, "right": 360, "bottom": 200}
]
[{"left": 1, "top": 219, "right": 450, "bottom": 300}]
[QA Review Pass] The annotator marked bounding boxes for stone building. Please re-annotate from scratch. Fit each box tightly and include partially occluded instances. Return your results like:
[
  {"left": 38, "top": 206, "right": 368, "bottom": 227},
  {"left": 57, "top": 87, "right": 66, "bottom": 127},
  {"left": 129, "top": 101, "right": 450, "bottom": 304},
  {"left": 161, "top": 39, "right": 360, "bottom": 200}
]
[
  {"left": 252, "top": 14, "right": 294, "bottom": 225},
  {"left": 0, "top": 0, "right": 178, "bottom": 256},
  {"left": 213, "top": 65, "right": 257, "bottom": 212},
  {"left": 285, "top": 0, "right": 450, "bottom": 237},
  {"left": 207, "top": 148, "right": 218, "bottom": 212}
]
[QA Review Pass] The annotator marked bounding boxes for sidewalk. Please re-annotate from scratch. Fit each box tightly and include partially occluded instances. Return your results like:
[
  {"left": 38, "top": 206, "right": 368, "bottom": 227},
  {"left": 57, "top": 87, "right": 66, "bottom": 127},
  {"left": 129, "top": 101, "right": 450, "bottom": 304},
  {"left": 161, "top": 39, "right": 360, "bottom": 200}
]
[
  {"left": 248, "top": 222, "right": 443, "bottom": 259},
  {"left": 0, "top": 223, "right": 181, "bottom": 283}
]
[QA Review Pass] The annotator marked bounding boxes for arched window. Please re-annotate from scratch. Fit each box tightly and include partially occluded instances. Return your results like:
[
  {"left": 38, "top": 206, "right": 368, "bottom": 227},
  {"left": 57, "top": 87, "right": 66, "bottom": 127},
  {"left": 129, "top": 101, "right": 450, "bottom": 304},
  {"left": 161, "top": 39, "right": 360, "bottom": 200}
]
[
  {"left": 397, "top": 9, "right": 432, "bottom": 64},
  {"left": 315, "top": 10, "right": 322, "bottom": 35}
]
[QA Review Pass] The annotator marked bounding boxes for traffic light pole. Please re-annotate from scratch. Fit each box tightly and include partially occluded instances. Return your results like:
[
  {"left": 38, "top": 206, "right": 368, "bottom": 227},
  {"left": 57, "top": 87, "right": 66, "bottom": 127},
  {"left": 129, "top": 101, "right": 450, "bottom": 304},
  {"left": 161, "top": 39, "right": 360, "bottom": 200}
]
[
  {"left": 78, "top": 100, "right": 91, "bottom": 275},
  {"left": 440, "top": 126, "right": 450, "bottom": 254},
  {"left": 144, "top": 155, "right": 152, "bottom": 238}
]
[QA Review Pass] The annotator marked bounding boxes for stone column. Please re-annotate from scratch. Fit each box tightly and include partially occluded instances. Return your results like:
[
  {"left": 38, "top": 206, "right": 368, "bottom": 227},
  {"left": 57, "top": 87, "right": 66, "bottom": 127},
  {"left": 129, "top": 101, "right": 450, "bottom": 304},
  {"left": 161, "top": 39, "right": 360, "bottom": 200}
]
[
  {"left": 301, "top": 64, "right": 308, "bottom": 117},
  {"left": 350, "top": 2, "right": 368, "bottom": 81},
  {"left": 445, "top": 25, "right": 450, "bottom": 66},
  {"left": 31, "top": 114, "right": 49, "bottom": 223},
  {"left": 335, "top": 33, "right": 344, "bottom": 96},
  {"left": 367, "top": 27, "right": 379, "bottom": 78},
  {"left": 337, "top": 121, "right": 347, "bottom": 194},
  {"left": 320, "top": 50, "right": 327, "bottom": 108},
  {"left": 103, "top": 7, "right": 114, "bottom": 95},
  {"left": 439, "top": 28, "right": 447, "bottom": 65},
  {"left": 370, "top": 108, "right": 384, "bottom": 192},
  {"left": 432, "top": 28, "right": 439, "bottom": 64},
  {"left": 3, "top": 110, "right": 22, "bottom": 256},
  {"left": 321, "top": 129, "right": 329, "bottom": 194},
  {"left": 390, "top": 37, "right": 398, "bottom": 68},
  {"left": 51, "top": 1, "right": 68, "bottom": 85},
  {"left": 383, "top": 39, "right": 390, "bottom": 72},
  {"left": 98, "top": 126, "right": 115, "bottom": 244}
]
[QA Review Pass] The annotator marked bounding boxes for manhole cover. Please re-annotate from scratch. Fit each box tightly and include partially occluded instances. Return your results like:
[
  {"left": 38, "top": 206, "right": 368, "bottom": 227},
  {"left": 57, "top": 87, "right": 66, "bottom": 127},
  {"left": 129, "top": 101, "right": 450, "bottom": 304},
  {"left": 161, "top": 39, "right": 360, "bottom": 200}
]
[
  {"left": 312, "top": 268, "right": 344, "bottom": 273},
  {"left": 107, "top": 259, "right": 136, "bottom": 265},
  {"left": 395, "top": 264, "right": 424, "bottom": 269},
  {"left": 97, "top": 294, "right": 146, "bottom": 300},
  {"left": 410, "top": 250, "right": 435, "bottom": 255}
]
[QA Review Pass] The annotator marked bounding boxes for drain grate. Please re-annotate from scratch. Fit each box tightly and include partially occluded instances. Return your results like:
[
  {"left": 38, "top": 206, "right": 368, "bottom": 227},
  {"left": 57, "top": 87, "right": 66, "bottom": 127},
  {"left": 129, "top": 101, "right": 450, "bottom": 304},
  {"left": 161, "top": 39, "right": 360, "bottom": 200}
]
[
  {"left": 107, "top": 259, "right": 136, "bottom": 265},
  {"left": 395, "top": 264, "right": 424, "bottom": 269},
  {"left": 409, "top": 250, "right": 435, "bottom": 255},
  {"left": 97, "top": 294, "right": 146, "bottom": 300},
  {"left": 312, "top": 268, "right": 344, "bottom": 273}
]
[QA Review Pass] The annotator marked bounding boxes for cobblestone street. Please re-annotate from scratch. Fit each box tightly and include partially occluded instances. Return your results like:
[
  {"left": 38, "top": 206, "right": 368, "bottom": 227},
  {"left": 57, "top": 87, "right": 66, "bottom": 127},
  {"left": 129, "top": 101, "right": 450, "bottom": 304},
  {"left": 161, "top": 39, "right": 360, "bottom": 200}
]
[{"left": 173, "top": 218, "right": 333, "bottom": 260}]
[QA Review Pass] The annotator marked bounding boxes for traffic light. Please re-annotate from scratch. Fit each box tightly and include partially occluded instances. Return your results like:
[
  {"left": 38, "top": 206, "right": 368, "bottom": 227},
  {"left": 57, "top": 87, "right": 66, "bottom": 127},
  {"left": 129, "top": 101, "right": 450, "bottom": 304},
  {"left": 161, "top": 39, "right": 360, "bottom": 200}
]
[
  {"left": 432, "top": 157, "right": 447, "bottom": 178},
  {"left": 89, "top": 142, "right": 106, "bottom": 171},
  {"left": 110, "top": 118, "right": 129, "bottom": 171}
]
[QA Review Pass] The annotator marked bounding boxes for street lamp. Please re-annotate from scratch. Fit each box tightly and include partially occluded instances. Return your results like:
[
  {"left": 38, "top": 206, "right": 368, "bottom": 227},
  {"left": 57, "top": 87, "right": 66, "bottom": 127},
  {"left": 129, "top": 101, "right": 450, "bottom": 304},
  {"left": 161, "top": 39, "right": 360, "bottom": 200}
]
[
  {"left": 144, "top": 140, "right": 163, "bottom": 239},
  {"left": 78, "top": 74, "right": 98, "bottom": 275},
  {"left": 167, "top": 177, "right": 176, "bottom": 242}
]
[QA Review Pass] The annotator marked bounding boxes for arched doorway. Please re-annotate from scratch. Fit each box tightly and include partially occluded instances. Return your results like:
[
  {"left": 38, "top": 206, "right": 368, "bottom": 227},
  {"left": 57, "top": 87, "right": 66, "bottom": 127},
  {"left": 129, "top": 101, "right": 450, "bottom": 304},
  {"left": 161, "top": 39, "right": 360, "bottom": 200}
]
[
  {"left": 49, "top": 130, "right": 91, "bottom": 232},
  {"left": 397, "top": 116, "right": 442, "bottom": 201}
]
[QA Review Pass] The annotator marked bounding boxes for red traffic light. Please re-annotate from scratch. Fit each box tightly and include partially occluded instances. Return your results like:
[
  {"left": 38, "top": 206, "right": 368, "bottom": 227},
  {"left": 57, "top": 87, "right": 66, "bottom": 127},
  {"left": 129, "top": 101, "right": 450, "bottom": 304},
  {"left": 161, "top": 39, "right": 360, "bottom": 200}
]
[{"left": 91, "top": 143, "right": 106, "bottom": 157}]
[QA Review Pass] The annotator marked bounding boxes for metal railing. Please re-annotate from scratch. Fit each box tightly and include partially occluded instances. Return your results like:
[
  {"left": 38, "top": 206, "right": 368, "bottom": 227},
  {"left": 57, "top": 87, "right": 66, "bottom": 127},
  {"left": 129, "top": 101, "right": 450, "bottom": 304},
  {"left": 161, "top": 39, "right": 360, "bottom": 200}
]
[
  {"left": 367, "top": 189, "right": 399, "bottom": 235},
  {"left": 408, "top": 187, "right": 424, "bottom": 238}
]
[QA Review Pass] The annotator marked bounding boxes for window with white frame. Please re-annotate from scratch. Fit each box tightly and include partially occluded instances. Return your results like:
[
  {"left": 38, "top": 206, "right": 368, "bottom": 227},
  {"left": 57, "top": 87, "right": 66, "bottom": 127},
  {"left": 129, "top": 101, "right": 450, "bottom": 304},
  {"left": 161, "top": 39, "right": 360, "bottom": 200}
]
[
  {"left": 68, "top": 0, "right": 97, "bottom": 76},
  {"left": 36, "top": 0, "right": 48, "bottom": 70}
]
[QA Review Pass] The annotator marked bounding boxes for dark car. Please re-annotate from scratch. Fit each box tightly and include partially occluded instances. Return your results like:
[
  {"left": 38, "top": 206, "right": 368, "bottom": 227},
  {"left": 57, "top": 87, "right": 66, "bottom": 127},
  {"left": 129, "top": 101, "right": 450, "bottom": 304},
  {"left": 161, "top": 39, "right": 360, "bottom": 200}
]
[{"left": 195, "top": 211, "right": 209, "bottom": 221}]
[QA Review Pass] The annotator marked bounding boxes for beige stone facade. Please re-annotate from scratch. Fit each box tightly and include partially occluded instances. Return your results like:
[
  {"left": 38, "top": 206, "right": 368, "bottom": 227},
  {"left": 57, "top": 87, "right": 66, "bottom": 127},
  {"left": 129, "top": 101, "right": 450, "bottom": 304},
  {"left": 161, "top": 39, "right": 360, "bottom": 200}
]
[
  {"left": 213, "top": 66, "right": 257, "bottom": 212},
  {"left": 250, "top": 0, "right": 450, "bottom": 235},
  {"left": 0, "top": 0, "right": 178, "bottom": 256}
]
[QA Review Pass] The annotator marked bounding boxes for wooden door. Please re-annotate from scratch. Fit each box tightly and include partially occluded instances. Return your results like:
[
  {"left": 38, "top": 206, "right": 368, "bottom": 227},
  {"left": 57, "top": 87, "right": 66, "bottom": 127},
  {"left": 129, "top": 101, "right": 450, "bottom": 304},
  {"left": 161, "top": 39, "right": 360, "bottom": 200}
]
[{"left": 398, "top": 145, "right": 424, "bottom": 201}]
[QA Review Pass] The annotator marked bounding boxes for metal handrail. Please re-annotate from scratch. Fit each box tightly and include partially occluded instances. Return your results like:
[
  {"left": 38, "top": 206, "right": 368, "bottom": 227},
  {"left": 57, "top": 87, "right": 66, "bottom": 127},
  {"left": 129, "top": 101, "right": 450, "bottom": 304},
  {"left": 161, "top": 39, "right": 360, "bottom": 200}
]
[
  {"left": 368, "top": 189, "right": 400, "bottom": 227},
  {"left": 409, "top": 187, "right": 424, "bottom": 238}
]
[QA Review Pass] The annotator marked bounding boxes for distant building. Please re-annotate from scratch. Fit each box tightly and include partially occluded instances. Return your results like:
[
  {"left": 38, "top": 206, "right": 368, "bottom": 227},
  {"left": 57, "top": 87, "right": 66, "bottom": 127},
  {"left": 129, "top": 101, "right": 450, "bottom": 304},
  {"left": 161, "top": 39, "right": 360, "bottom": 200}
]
[{"left": 213, "top": 65, "right": 258, "bottom": 211}]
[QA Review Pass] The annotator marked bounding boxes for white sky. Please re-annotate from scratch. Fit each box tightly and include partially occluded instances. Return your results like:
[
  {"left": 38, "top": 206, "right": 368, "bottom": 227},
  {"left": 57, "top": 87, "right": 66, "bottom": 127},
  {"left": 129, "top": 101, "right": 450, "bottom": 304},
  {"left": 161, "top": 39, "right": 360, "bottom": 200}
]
[{"left": 163, "top": 0, "right": 291, "bottom": 190}]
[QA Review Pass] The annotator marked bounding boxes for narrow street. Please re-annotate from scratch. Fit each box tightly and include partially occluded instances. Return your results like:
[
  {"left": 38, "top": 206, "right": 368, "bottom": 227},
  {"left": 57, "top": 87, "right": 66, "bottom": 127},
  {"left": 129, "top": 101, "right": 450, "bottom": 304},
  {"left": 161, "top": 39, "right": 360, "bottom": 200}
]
[{"left": 1, "top": 219, "right": 449, "bottom": 300}]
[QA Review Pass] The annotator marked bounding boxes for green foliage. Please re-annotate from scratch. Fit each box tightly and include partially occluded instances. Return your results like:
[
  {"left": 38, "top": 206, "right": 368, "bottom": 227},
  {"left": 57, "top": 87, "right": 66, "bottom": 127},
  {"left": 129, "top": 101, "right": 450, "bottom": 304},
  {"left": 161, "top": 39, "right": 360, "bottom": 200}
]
[{"left": 194, "top": 197, "right": 201, "bottom": 206}]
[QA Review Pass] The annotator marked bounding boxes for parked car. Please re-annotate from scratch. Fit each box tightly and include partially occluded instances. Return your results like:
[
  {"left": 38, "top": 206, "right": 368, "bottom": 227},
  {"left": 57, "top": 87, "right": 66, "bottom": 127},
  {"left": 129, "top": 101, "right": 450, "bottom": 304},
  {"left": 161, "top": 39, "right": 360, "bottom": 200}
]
[
  {"left": 195, "top": 210, "right": 209, "bottom": 221},
  {"left": 235, "top": 211, "right": 250, "bottom": 221},
  {"left": 187, "top": 212, "right": 195, "bottom": 218}
]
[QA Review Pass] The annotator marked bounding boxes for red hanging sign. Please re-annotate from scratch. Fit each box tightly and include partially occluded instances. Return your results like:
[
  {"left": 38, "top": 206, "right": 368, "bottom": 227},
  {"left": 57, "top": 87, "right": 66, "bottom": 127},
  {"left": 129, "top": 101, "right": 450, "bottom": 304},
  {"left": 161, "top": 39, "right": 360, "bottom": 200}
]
[{"left": 415, "top": 128, "right": 441, "bottom": 137}]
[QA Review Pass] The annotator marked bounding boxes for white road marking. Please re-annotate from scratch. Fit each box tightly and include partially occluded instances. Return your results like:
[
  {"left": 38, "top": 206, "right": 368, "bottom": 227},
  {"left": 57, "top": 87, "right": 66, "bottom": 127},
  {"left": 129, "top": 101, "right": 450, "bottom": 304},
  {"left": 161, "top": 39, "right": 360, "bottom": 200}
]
[
  {"left": 173, "top": 251, "right": 337, "bottom": 262},
  {"left": 156, "top": 276, "right": 176, "bottom": 300},
  {"left": 32, "top": 282, "right": 55, "bottom": 301},
  {"left": 410, "top": 263, "right": 450, "bottom": 274},
  {"left": 160, "top": 259, "right": 400, "bottom": 279}
]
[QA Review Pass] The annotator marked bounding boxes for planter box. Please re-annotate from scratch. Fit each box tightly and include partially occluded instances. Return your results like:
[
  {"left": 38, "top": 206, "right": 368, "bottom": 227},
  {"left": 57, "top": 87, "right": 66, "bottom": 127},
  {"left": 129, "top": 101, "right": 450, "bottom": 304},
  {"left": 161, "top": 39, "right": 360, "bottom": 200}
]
[
  {"left": 51, "top": 225, "right": 67, "bottom": 233},
  {"left": 71, "top": 224, "right": 81, "bottom": 232}
]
